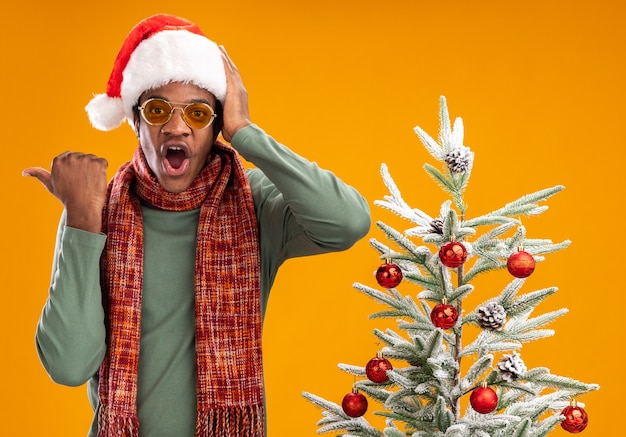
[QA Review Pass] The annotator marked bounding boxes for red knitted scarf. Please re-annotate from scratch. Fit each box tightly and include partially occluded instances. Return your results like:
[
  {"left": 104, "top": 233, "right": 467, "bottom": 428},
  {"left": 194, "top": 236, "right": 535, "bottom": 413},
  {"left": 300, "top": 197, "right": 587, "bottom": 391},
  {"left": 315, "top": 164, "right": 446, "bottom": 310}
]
[{"left": 98, "top": 142, "right": 264, "bottom": 436}]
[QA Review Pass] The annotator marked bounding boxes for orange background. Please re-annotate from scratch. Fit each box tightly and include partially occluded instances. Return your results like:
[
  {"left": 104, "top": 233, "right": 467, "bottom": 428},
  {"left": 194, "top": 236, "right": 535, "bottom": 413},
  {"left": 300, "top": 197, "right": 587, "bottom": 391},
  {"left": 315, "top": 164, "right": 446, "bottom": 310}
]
[{"left": 2, "top": 1, "right": 623, "bottom": 435}]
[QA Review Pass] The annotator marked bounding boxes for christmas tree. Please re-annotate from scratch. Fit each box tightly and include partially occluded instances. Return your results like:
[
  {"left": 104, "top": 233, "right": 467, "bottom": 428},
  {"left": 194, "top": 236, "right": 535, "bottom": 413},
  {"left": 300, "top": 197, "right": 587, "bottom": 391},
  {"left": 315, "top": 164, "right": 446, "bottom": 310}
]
[{"left": 302, "top": 97, "right": 599, "bottom": 436}]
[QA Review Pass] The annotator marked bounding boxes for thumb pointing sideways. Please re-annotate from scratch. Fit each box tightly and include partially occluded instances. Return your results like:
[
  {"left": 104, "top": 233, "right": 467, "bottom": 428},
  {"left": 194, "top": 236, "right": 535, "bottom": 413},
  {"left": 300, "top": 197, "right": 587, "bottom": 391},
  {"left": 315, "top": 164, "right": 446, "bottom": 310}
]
[{"left": 22, "top": 167, "right": 53, "bottom": 193}]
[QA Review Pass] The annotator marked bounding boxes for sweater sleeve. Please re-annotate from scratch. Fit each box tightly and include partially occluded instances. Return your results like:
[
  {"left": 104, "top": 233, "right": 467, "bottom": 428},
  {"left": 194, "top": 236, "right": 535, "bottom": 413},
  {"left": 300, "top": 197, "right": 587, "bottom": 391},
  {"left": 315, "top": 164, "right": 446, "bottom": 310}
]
[
  {"left": 35, "top": 213, "right": 107, "bottom": 387},
  {"left": 231, "top": 124, "right": 371, "bottom": 268}
]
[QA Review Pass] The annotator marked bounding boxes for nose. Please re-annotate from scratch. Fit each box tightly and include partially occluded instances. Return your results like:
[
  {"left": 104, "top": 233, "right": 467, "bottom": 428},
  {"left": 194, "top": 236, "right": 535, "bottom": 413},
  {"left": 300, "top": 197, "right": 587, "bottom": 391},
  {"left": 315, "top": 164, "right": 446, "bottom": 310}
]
[{"left": 161, "top": 107, "right": 190, "bottom": 135}]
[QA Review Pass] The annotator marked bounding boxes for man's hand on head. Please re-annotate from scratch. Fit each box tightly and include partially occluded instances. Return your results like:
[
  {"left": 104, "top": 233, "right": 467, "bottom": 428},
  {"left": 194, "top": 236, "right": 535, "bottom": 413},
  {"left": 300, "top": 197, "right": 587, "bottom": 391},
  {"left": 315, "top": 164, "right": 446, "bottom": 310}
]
[{"left": 219, "top": 46, "right": 252, "bottom": 143}]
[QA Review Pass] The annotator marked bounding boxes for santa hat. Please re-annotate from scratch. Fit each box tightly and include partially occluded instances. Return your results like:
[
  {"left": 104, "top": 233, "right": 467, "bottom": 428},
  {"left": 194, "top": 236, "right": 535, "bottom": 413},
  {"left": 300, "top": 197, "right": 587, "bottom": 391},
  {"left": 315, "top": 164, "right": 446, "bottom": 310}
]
[{"left": 85, "top": 14, "right": 226, "bottom": 131}]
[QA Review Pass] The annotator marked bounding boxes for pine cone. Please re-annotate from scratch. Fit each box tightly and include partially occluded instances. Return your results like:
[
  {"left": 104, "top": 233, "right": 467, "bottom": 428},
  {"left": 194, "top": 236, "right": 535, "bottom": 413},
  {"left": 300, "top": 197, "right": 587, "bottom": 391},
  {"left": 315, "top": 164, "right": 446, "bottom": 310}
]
[
  {"left": 497, "top": 351, "right": 527, "bottom": 382},
  {"left": 477, "top": 302, "right": 506, "bottom": 331},
  {"left": 429, "top": 218, "right": 444, "bottom": 234},
  {"left": 444, "top": 146, "right": 473, "bottom": 173}
]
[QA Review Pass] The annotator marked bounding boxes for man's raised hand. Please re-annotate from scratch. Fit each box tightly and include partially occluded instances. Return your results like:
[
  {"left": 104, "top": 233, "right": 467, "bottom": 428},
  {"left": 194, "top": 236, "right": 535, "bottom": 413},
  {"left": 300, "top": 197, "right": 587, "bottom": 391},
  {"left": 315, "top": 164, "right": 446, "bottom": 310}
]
[
  {"left": 23, "top": 152, "right": 108, "bottom": 233},
  {"left": 219, "top": 46, "right": 252, "bottom": 142}
]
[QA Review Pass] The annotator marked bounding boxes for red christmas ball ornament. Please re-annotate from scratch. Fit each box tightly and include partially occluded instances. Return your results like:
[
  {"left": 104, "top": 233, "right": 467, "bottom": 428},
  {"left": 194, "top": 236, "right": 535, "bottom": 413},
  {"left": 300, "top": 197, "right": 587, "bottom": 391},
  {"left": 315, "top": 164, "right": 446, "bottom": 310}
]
[
  {"left": 376, "top": 262, "right": 403, "bottom": 288},
  {"left": 507, "top": 250, "right": 536, "bottom": 278},
  {"left": 430, "top": 300, "right": 459, "bottom": 329},
  {"left": 342, "top": 388, "right": 368, "bottom": 418},
  {"left": 561, "top": 401, "right": 588, "bottom": 433},
  {"left": 470, "top": 385, "right": 498, "bottom": 414},
  {"left": 439, "top": 241, "right": 467, "bottom": 268},
  {"left": 366, "top": 352, "right": 393, "bottom": 383}
]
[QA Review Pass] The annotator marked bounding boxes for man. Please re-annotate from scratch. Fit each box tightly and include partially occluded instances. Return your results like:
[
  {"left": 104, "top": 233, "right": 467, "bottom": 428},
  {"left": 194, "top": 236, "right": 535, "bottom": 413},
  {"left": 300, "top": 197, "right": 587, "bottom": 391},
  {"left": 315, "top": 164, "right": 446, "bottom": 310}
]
[{"left": 23, "top": 14, "right": 370, "bottom": 437}]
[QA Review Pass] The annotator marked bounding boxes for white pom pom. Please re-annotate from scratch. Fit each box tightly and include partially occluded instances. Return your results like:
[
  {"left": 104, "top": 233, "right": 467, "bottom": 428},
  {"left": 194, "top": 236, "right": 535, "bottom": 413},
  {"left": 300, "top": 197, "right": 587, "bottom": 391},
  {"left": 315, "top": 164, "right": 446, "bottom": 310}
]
[{"left": 85, "top": 94, "right": 126, "bottom": 131}]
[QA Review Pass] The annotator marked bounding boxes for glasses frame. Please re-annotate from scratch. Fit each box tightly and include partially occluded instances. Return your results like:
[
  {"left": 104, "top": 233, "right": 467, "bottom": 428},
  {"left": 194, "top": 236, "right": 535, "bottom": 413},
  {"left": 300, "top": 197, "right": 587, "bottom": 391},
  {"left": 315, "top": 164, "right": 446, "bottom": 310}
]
[{"left": 137, "top": 98, "right": 217, "bottom": 130}]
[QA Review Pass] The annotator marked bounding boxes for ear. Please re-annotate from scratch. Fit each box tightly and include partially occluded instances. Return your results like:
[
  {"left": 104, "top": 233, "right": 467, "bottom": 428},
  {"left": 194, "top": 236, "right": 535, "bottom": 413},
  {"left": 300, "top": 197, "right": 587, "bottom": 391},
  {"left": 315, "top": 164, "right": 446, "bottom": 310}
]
[{"left": 133, "top": 115, "right": 141, "bottom": 139}]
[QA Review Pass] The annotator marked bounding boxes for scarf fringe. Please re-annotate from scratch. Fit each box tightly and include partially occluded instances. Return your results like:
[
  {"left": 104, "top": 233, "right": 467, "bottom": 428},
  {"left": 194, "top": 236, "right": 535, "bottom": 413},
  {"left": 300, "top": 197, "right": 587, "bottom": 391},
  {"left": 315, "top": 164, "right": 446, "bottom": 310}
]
[
  {"left": 97, "top": 407, "right": 140, "bottom": 437},
  {"left": 195, "top": 404, "right": 265, "bottom": 437}
]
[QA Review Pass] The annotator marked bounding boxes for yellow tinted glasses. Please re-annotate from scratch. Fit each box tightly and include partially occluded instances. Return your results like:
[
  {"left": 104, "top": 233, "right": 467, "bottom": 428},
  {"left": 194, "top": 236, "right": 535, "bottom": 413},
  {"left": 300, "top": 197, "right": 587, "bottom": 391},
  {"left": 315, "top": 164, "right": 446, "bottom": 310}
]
[{"left": 138, "top": 98, "right": 217, "bottom": 130}]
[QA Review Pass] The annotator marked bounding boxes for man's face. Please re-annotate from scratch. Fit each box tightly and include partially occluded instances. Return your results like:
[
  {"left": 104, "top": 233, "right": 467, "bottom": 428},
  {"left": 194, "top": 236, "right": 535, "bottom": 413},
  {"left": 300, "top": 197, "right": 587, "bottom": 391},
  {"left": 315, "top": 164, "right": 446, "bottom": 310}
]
[{"left": 136, "top": 82, "right": 219, "bottom": 193}]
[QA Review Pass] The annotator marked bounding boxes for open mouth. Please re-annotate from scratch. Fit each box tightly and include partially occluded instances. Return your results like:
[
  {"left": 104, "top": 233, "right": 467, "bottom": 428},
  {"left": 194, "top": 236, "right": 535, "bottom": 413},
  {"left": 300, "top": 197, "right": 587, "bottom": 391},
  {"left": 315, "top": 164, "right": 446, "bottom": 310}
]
[
  {"left": 166, "top": 147, "right": 186, "bottom": 169},
  {"left": 164, "top": 147, "right": 190, "bottom": 175}
]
